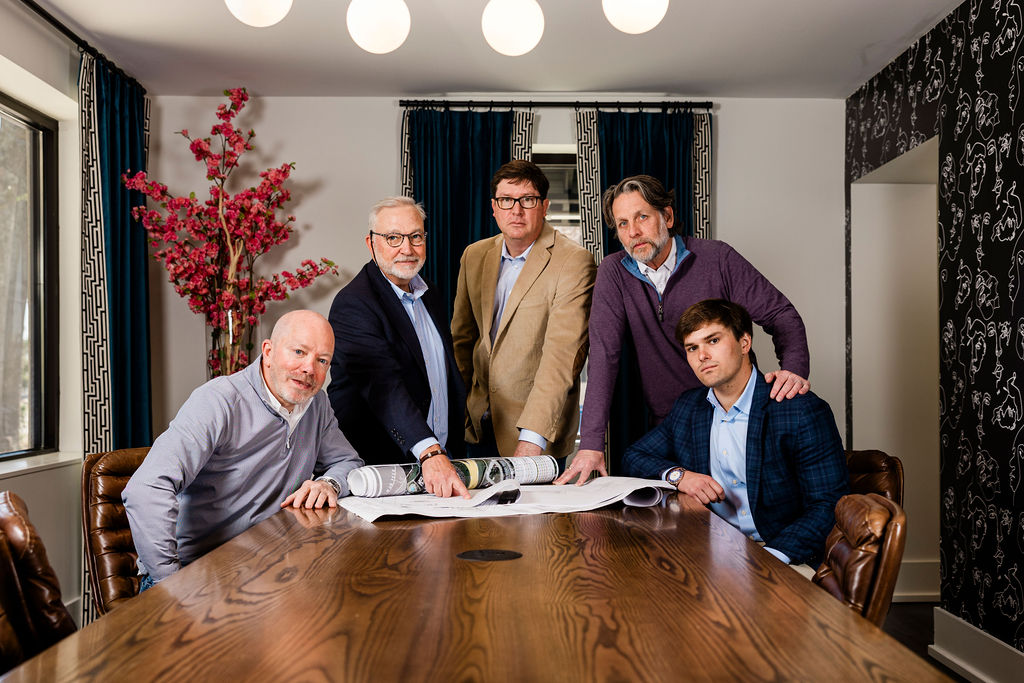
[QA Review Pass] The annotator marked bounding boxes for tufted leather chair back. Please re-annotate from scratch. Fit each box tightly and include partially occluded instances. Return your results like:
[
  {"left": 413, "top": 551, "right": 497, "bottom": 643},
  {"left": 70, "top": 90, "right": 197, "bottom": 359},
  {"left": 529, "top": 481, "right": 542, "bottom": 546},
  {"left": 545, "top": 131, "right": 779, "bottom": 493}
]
[
  {"left": 0, "top": 491, "right": 77, "bottom": 672},
  {"left": 812, "top": 493, "right": 907, "bottom": 626},
  {"left": 846, "top": 449, "right": 904, "bottom": 507},
  {"left": 0, "top": 533, "right": 32, "bottom": 673},
  {"left": 81, "top": 447, "right": 150, "bottom": 615}
]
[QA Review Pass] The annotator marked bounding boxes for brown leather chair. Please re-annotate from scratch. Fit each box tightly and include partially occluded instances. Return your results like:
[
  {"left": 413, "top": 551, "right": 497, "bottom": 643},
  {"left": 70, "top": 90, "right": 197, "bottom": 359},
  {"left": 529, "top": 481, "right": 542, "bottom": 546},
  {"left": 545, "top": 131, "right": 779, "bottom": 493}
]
[
  {"left": 812, "top": 493, "right": 907, "bottom": 626},
  {"left": 846, "top": 449, "right": 904, "bottom": 506},
  {"left": 0, "top": 491, "right": 76, "bottom": 672},
  {"left": 0, "top": 533, "right": 33, "bottom": 673},
  {"left": 81, "top": 447, "right": 150, "bottom": 615}
]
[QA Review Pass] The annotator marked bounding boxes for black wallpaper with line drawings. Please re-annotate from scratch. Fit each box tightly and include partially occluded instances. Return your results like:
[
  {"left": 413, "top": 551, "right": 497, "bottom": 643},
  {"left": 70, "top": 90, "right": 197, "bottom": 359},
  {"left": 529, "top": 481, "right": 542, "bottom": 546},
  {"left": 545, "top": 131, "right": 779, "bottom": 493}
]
[{"left": 847, "top": 0, "right": 1024, "bottom": 651}]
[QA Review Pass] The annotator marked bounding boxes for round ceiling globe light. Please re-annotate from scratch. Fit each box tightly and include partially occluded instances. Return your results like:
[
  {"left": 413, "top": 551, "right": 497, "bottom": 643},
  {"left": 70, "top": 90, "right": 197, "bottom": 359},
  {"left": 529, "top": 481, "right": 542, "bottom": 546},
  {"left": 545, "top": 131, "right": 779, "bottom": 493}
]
[
  {"left": 602, "top": 0, "right": 669, "bottom": 35},
  {"left": 224, "top": 0, "right": 293, "bottom": 28},
  {"left": 347, "top": 0, "right": 411, "bottom": 55},
  {"left": 482, "top": 0, "right": 545, "bottom": 57}
]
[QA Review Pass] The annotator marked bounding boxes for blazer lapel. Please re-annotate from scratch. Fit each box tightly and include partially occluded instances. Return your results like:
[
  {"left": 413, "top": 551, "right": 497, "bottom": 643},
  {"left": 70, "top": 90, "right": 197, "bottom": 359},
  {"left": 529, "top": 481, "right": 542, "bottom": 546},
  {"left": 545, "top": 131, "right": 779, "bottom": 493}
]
[
  {"left": 692, "top": 398, "right": 714, "bottom": 473},
  {"left": 493, "top": 223, "right": 554, "bottom": 346},
  {"left": 479, "top": 237, "right": 502, "bottom": 353},
  {"left": 368, "top": 264, "right": 428, "bottom": 382},
  {"left": 744, "top": 373, "right": 771, "bottom": 517}
]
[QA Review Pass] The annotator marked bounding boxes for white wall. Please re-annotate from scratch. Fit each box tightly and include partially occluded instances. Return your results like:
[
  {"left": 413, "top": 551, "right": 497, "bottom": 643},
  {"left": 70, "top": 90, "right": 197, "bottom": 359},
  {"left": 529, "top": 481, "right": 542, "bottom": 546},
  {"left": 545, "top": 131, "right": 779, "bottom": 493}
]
[
  {"left": 0, "top": 1, "right": 78, "bottom": 99},
  {"left": 147, "top": 96, "right": 847, "bottom": 440},
  {"left": 851, "top": 182, "right": 940, "bottom": 599}
]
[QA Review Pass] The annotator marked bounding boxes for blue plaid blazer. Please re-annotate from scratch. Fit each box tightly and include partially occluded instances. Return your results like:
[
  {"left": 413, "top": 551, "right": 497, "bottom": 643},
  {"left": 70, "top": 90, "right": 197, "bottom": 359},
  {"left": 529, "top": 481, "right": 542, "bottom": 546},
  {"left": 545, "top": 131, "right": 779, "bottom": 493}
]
[{"left": 622, "top": 371, "right": 848, "bottom": 565}]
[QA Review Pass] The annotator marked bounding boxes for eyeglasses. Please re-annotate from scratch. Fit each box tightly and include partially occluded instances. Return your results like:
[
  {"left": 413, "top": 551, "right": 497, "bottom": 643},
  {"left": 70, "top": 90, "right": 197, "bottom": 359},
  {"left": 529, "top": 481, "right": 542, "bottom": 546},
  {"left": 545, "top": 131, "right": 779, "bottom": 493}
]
[
  {"left": 493, "top": 195, "right": 542, "bottom": 210},
  {"left": 370, "top": 231, "right": 427, "bottom": 247}
]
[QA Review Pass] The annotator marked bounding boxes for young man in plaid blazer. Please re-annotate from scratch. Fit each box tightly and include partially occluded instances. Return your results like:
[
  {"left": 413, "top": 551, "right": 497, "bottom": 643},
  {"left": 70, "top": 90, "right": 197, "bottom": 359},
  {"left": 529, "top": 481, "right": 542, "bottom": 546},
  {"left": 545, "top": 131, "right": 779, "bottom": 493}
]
[{"left": 622, "top": 299, "right": 848, "bottom": 568}]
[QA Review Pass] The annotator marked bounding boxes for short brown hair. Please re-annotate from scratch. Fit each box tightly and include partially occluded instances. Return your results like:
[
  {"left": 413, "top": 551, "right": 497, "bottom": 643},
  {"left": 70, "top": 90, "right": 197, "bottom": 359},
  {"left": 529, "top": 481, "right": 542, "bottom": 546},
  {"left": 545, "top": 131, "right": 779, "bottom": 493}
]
[
  {"left": 601, "top": 174, "right": 675, "bottom": 228},
  {"left": 675, "top": 299, "right": 753, "bottom": 345},
  {"left": 490, "top": 160, "right": 550, "bottom": 199}
]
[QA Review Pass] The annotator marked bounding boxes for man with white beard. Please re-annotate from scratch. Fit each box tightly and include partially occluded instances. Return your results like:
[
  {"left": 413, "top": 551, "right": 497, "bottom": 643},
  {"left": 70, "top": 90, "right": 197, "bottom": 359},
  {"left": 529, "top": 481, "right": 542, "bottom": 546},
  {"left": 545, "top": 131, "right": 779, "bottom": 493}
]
[
  {"left": 327, "top": 197, "right": 469, "bottom": 498},
  {"left": 555, "top": 175, "right": 811, "bottom": 485}
]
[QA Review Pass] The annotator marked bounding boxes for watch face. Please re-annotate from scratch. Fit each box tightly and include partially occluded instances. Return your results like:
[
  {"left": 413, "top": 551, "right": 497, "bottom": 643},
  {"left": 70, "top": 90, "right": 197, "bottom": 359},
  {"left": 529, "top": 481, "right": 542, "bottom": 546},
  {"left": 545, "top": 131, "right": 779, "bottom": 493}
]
[{"left": 667, "top": 468, "right": 683, "bottom": 485}]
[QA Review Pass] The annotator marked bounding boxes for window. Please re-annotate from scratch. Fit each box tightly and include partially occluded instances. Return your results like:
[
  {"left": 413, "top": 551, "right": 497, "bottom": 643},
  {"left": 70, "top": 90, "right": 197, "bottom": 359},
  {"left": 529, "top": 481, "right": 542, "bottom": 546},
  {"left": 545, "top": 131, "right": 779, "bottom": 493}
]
[
  {"left": 533, "top": 150, "right": 582, "bottom": 245},
  {"left": 0, "top": 93, "right": 58, "bottom": 458}
]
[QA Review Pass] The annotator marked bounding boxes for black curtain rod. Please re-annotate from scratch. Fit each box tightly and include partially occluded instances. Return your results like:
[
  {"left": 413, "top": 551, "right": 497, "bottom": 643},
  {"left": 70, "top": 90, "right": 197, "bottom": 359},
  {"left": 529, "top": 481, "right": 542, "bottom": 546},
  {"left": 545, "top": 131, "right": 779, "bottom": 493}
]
[
  {"left": 399, "top": 99, "right": 712, "bottom": 110},
  {"left": 19, "top": 0, "right": 144, "bottom": 92}
]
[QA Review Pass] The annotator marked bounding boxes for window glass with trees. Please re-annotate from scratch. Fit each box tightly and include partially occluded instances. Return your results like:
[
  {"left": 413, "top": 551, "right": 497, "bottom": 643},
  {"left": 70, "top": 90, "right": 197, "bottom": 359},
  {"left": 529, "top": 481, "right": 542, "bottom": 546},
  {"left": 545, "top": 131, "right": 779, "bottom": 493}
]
[{"left": 0, "top": 94, "right": 57, "bottom": 458}]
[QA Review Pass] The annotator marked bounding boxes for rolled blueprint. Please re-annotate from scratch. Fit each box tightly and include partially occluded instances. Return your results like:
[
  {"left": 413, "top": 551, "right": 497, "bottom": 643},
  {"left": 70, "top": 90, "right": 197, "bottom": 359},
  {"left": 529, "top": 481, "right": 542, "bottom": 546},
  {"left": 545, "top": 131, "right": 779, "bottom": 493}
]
[{"left": 347, "top": 455, "right": 559, "bottom": 497}]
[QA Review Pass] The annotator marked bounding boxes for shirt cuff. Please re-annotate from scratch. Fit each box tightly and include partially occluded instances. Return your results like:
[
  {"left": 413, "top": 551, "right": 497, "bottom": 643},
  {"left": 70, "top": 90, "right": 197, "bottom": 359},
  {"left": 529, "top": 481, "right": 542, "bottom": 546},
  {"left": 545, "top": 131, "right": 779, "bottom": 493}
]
[
  {"left": 763, "top": 546, "right": 791, "bottom": 564},
  {"left": 411, "top": 438, "right": 441, "bottom": 461},
  {"left": 518, "top": 429, "right": 547, "bottom": 449}
]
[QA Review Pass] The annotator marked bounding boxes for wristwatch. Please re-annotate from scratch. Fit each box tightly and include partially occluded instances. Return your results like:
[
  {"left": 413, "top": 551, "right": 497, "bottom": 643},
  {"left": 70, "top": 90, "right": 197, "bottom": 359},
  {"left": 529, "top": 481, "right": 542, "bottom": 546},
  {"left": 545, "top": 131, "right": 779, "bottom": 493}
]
[
  {"left": 665, "top": 466, "right": 686, "bottom": 487},
  {"left": 420, "top": 446, "right": 446, "bottom": 463},
  {"left": 316, "top": 476, "right": 342, "bottom": 496}
]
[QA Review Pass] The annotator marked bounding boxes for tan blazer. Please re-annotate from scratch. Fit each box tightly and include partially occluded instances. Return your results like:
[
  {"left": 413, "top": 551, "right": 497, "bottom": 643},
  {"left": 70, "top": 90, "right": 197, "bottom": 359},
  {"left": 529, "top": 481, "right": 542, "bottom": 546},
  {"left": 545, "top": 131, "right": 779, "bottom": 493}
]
[{"left": 452, "top": 222, "right": 597, "bottom": 458}]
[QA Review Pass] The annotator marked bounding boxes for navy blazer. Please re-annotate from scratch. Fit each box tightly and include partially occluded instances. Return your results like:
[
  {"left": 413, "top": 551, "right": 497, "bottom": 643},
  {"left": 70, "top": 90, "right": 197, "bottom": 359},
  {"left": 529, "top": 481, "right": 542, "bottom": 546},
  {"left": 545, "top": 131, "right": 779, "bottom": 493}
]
[
  {"left": 621, "top": 372, "right": 848, "bottom": 565},
  {"left": 327, "top": 262, "right": 466, "bottom": 466}
]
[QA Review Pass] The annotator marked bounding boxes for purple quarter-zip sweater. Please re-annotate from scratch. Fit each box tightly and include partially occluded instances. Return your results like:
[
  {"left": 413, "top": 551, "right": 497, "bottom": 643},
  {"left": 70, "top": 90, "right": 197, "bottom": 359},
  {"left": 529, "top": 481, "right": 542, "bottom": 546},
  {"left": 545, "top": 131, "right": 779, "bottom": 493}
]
[{"left": 579, "top": 235, "right": 809, "bottom": 452}]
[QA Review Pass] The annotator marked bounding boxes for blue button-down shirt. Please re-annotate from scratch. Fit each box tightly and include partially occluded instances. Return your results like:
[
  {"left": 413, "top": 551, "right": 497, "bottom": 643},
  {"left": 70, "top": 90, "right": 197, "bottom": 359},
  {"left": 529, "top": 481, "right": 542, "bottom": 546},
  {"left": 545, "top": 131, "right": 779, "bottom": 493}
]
[
  {"left": 385, "top": 273, "right": 448, "bottom": 459},
  {"left": 707, "top": 366, "right": 791, "bottom": 564},
  {"left": 489, "top": 240, "right": 546, "bottom": 450}
]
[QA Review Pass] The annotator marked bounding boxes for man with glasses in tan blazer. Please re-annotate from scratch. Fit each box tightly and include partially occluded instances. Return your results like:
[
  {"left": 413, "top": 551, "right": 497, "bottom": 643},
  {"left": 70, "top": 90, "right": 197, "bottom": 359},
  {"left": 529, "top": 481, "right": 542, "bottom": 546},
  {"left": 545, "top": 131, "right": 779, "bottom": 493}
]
[{"left": 452, "top": 160, "right": 597, "bottom": 461}]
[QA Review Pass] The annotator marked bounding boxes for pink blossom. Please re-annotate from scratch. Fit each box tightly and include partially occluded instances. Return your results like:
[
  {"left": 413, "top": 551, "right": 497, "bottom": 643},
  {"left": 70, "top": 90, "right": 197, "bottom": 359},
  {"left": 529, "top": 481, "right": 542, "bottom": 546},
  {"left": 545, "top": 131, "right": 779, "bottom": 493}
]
[{"left": 122, "top": 88, "right": 336, "bottom": 377}]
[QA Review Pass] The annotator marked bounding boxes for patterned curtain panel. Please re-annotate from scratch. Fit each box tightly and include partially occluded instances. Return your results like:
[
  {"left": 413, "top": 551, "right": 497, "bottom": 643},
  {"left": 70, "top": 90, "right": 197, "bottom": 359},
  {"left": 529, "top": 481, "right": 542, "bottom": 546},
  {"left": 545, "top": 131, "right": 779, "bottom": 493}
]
[
  {"left": 575, "top": 110, "right": 604, "bottom": 262},
  {"left": 401, "top": 107, "right": 534, "bottom": 315},
  {"left": 79, "top": 51, "right": 151, "bottom": 625},
  {"left": 511, "top": 110, "right": 534, "bottom": 161},
  {"left": 574, "top": 107, "right": 713, "bottom": 470}
]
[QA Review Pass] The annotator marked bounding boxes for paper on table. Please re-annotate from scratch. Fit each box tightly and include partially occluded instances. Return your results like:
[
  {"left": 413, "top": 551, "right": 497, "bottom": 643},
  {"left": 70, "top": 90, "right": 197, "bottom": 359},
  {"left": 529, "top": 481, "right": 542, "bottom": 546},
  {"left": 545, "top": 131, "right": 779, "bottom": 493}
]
[{"left": 339, "top": 476, "right": 676, "bottom": 523}]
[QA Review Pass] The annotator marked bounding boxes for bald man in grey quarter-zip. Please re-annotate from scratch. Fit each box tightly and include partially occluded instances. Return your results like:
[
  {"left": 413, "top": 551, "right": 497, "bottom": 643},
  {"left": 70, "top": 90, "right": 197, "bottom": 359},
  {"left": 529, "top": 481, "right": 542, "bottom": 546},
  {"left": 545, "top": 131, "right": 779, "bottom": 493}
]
[{"left": 124, "top": 310, "right": 363, "bottom": 585}]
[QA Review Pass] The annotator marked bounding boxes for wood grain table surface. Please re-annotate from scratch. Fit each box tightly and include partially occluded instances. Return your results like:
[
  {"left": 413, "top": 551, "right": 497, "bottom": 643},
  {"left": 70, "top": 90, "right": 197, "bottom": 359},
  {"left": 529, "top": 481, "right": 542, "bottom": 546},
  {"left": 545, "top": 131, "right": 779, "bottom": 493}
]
[{"left": 6, "top": 494, "right": 947, "bottom": 682}]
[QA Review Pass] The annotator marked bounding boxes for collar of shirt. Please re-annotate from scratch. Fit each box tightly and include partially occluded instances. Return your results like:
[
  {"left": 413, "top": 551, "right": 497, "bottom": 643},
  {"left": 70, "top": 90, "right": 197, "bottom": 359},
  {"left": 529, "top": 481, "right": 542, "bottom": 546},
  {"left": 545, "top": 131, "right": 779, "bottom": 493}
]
[
  {"left": 383, "top": 271, "right": 428, "bottom": 302},
  {"left": 636, "top": 237, "right": 677, "bottom": 295},
  {"left": 705, "top": 363, "right": 759, "bottom": 419},
  {"left": 501, "top": 239, "right": 534, "bottom": 263},
  {"left": 259, "top": 361, "right": 313, "bottom": 435}
]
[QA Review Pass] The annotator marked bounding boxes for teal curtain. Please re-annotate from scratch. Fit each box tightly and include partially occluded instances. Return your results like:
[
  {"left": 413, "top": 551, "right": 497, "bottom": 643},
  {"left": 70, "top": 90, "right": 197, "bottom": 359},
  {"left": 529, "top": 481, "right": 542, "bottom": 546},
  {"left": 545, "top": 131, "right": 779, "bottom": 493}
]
[
  {"left": 95, "top": 56, "right": 152, "bottom": 448},
  {"left": 406, "top": 109, "right": 513, "bottom": 315},
  {"left": 596, "top": 109, "right": 698, "bottom": 467}
]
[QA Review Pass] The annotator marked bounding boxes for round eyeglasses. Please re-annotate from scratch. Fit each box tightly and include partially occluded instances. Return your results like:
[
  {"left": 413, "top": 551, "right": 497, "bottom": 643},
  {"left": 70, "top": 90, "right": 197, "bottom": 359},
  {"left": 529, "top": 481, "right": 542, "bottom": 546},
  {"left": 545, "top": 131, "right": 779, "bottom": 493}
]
[
  {"left": 370, "top": 231, "right": 427, "bottom": 247},
  {"left": 493, "top": 195, "right": 542, "bottom": 210}
]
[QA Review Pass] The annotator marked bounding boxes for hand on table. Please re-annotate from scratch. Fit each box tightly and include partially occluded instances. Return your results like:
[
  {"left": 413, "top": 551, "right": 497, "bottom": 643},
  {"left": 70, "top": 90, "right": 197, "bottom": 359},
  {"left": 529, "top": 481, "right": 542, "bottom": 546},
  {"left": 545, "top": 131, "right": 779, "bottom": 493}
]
[
  {"left": 282, "top": 479, "right": 337, "bottom": 509},
  {"left": 553, "top": 449, "right": 608, "bottom": 485},
  {"left": 421, "top": 453, "right": 471, "bottom": 499},
  {"left": 764, "top": 370, "right": 810, "bottom": 402},
  {"left": 676, "top": 471, "right": 725, "bottom": 506}
]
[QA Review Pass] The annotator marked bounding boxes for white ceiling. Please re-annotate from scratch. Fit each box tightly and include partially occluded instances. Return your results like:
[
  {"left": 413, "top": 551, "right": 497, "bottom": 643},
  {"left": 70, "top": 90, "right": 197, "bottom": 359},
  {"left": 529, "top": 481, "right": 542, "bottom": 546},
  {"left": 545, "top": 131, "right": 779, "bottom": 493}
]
[{"left": 32, "top": 0, "right": 963, "bottom": 98}]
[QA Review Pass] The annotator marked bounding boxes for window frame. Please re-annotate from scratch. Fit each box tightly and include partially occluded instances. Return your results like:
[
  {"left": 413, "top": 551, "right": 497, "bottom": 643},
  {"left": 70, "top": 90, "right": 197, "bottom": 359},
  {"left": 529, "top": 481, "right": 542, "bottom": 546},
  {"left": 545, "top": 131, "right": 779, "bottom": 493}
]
[{"left": 0, "top": 90, "right": 59, "bottom": 459}]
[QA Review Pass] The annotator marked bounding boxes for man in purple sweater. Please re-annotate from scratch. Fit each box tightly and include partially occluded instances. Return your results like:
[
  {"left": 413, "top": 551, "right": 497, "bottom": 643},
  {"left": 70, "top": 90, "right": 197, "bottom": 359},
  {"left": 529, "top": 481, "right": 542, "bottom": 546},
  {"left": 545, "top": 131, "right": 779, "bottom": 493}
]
[{"left": 555, "top": 175, "right": 811, "bottom": 484}]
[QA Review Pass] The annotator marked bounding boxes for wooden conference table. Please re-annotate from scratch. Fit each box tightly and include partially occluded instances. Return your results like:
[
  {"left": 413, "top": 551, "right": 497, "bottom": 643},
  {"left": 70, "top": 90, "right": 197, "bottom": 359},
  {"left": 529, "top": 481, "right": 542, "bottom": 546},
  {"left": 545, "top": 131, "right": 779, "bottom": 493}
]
[{"left": 7, "top": 494, "right": 945, "bottom": 682}]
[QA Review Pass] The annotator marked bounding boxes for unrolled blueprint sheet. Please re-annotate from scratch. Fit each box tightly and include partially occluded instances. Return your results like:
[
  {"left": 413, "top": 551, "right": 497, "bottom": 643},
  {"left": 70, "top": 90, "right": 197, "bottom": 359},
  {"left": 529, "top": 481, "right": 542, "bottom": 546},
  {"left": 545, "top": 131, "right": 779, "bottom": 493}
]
[{"left": 339, "top": 476, "right": 676, "bottom": 522}]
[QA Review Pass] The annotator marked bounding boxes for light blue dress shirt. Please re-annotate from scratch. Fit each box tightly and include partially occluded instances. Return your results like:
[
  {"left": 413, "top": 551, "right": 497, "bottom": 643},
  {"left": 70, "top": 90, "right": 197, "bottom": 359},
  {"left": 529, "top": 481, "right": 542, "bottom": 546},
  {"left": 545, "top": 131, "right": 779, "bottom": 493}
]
[
  {"left": 706, "top": 365, "right": 791, "bottom": 564},
  {"left": 385, "top": 273, "right": 448, "bottom": 460},
  {"left": 489, "top": 241, "right": 546, "bottom": 450}
]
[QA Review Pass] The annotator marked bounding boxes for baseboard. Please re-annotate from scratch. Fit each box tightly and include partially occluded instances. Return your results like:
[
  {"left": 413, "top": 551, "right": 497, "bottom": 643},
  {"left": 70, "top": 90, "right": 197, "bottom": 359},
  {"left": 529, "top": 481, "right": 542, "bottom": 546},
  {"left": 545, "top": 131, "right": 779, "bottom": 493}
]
[
  {"left": 929, "top": 607, "right": 1024, "bottom": 683},
  {"left": 892, "top": 558, "right": 939, "bottom": 601},
  {"left": 64, "top": 595, "right": 82, "bottom": 628}
]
